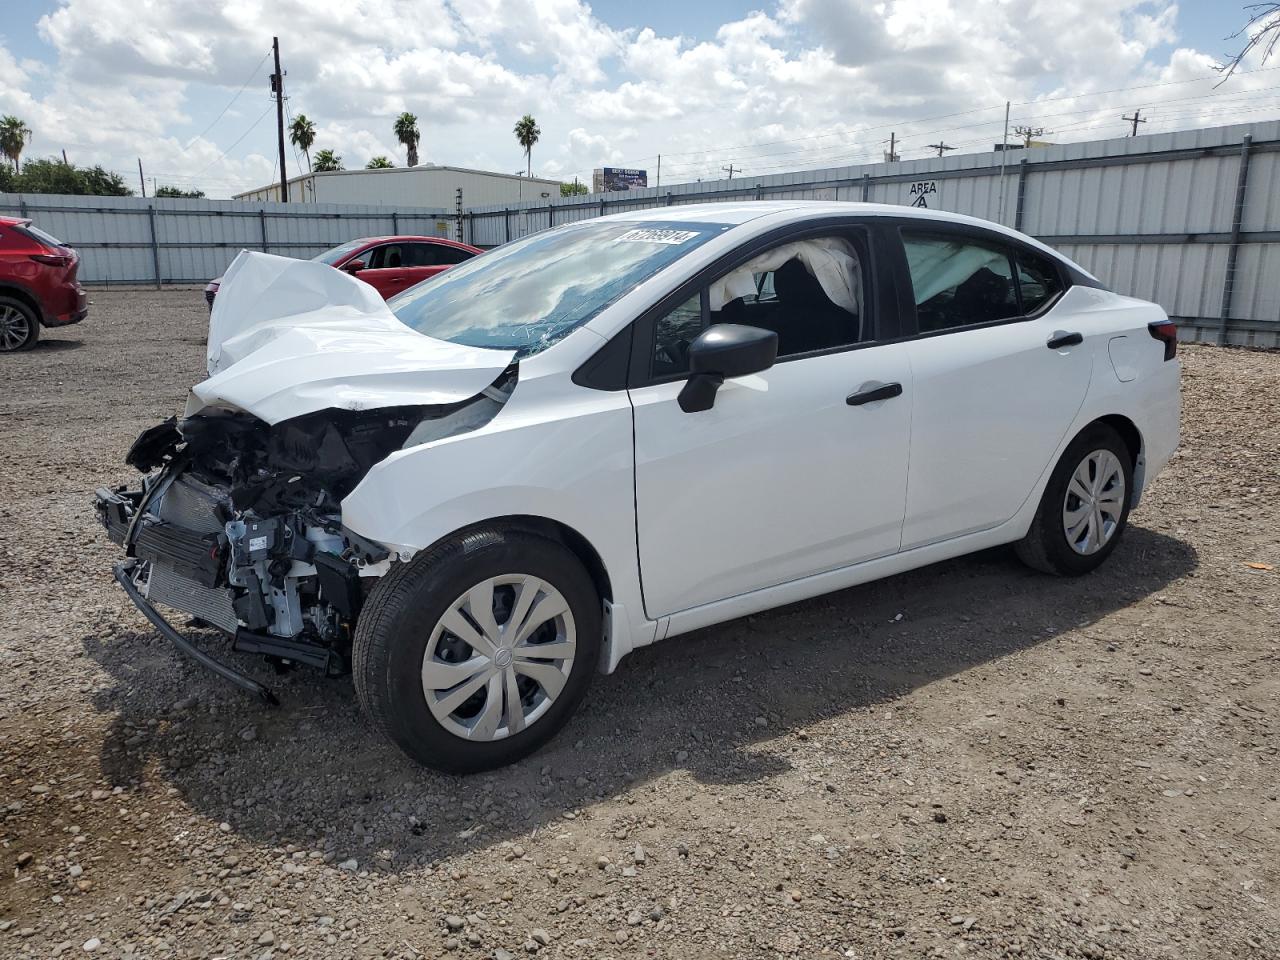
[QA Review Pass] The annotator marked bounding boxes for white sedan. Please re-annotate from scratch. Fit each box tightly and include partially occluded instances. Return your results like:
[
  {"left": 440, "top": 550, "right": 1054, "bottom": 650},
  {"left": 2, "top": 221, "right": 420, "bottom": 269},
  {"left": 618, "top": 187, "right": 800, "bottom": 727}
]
[{"left": 96, "top": 201, "right": 1180, "bottom": 772}]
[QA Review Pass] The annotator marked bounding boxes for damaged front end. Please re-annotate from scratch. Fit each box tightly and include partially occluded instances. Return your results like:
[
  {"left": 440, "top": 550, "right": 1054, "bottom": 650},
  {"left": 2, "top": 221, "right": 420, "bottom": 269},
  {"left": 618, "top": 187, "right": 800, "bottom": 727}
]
[{"left": 95, "top": 368, "right": 515, "bottom": 701}]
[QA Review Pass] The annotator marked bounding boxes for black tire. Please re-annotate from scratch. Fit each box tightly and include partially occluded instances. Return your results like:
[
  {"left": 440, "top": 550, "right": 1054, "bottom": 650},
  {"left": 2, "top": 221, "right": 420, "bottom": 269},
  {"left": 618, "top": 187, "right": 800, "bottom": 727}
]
[
  {"left": 353, "top": 526, "right": 601, "bottom": 773},
  {"left": 0, "top": 295, "right": 40, "bottom": 352},
  {"left": 1015, "top": 423, "right": 1135, "bottom": 576}
]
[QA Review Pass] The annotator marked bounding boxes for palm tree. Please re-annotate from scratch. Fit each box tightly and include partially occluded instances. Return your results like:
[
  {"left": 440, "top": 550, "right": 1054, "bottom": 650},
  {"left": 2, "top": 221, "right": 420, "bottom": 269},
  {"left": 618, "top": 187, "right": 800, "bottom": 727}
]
[
  {"left": 0, "top": 115, "right": 33, "bottom": 172},
  {"left": 393, "top": 112, "right": 419, "bottom": 167},
  {"left": 312, "top": 149, "right": 343, "bottom": 172},
  {"left": 365, "top": 156, "right": 394, "bottom": 169},
  {"left": 513, "top": 114, "right": 540, "bottom": 177},
  {"left": 289, "top": 114, "right": 316, "bottom": 172}
]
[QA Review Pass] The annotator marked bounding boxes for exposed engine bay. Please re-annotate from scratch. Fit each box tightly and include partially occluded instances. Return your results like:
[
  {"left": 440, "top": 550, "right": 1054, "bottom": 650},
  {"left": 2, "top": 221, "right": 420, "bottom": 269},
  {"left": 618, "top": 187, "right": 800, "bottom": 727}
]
[{"left": 95, "top": 367, "right": 515, "bottom": 692}]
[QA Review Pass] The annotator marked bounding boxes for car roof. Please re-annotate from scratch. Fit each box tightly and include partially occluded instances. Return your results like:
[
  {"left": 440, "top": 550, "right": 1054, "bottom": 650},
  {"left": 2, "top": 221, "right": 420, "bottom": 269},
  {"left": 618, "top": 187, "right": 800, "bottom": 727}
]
[
  {"left": 597, "top": 200, "right": 1087, "bottom": 275},
  {"left": 0, "top": 216, "right": 31, "bottom": 227},
  {"left": 597, "top": 199, "right": 1025, "bottom": 237},
  {"left": 354, "top": 235, "right": 476, "bottom": 246}
]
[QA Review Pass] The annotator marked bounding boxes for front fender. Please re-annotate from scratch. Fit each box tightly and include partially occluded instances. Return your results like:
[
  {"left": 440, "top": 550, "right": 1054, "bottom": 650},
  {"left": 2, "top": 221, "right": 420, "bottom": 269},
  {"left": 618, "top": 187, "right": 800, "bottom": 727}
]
[{"left": 340, "top": 390, "right": 654, "bottom": 658}]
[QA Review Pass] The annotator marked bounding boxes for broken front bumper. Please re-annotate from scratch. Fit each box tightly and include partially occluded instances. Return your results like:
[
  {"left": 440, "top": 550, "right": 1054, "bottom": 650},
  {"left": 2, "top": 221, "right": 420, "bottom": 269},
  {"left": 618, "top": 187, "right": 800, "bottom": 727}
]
[{"left": 95, "top": 482, "right": 347, "bottom": 704}]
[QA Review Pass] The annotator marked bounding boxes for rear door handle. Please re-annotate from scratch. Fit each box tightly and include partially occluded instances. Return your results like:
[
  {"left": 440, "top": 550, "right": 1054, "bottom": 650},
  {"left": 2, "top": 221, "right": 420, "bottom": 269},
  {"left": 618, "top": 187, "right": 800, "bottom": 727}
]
[
  {"left": 1047, "top": 331, "right": 1084, "bottom": 349},
  {"left": 847, "top": 382, "right": 903, "bottom": 406}
]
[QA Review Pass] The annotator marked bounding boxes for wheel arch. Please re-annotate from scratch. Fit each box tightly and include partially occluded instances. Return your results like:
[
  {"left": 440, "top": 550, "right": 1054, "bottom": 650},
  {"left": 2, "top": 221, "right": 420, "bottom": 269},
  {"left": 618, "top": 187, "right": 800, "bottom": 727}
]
[
  {"left": 0, "top": 283, "right": 45, "bottom": 325},
  {"left": 404, "top": 513, "right": 614, "bottom": 603},
  {"left": 1088, "top": 414, "right": 1146, "bottom": 505}
]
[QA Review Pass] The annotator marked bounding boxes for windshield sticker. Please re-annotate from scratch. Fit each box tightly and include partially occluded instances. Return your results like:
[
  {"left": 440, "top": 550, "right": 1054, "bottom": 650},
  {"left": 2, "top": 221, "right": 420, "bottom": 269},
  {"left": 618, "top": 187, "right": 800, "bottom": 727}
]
[{"left": 614, "top": 228, "right": 701, "bottom": 245}]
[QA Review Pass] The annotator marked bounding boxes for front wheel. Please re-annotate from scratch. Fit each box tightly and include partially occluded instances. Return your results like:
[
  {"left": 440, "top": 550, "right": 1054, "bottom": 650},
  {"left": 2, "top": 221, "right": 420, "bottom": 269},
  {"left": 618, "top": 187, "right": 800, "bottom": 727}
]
[
  {"left": 353, "top": 527, "right": 601, "bottom": 773},
  {"left": 1015, "top": 423, "right": 1134, "bottom": 576}
]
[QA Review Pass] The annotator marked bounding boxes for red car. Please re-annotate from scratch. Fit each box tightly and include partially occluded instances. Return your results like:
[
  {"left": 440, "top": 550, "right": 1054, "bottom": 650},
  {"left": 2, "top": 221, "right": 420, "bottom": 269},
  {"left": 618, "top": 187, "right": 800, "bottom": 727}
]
[
  {"left": 0, "top": 216, "right": 88, "bottom": 352},
  {"left": 205, "top": 235, "right": 482, "bottom": 308}
]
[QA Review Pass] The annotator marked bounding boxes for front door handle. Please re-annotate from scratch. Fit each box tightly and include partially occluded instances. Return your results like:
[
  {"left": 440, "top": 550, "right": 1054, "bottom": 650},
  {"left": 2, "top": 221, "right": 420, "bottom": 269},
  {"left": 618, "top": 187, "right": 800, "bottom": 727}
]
[
  {"left": 847, "top": 382, "right": 903, "bottom": 406},
  {"left": 1047, "top": 331, "right": 1084, "bottom": 349}
]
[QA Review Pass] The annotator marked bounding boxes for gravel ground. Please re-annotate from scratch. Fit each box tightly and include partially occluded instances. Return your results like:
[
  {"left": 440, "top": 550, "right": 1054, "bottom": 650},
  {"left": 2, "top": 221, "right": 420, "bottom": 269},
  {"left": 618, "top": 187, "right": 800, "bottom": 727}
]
[{"left": 1, "top": 289, "right": 1278, "bottom": 960}]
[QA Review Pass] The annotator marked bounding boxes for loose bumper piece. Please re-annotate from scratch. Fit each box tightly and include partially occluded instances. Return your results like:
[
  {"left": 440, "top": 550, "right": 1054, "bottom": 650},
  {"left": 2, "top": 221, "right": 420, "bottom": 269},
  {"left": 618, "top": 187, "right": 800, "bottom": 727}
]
[{"left": 112, "top": 560, "right": 278, "bottom": 705}]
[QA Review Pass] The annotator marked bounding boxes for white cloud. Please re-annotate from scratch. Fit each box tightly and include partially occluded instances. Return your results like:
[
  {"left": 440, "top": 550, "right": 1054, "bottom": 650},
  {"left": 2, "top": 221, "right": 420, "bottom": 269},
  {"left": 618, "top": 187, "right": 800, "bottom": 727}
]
[{"left": 2, "top": 0, "right": 1272, "bottom": 197}]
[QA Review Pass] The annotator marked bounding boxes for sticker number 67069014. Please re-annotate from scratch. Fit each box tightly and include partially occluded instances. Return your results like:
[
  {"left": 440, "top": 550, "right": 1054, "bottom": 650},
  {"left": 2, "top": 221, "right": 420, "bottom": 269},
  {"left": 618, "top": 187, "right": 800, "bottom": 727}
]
[{"left": 613, "top": 228, "right": 701, "bottom": 244}]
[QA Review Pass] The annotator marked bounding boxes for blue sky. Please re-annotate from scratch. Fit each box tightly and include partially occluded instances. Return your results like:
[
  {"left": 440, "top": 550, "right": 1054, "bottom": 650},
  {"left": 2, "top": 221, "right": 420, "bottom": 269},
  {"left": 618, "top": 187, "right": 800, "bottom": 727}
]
[{"left": 1, "top": 1, "right": 1274, "bottom": 197}]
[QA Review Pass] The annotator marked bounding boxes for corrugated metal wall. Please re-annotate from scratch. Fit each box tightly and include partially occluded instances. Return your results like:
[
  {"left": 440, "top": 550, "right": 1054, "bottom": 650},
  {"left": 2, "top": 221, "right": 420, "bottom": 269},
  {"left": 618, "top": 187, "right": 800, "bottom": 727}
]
[
  {"left": 2, "top": 121, "right": 1277, "bottom": 345},
  {"left": 0, "top": 194, "right": 453, "bottom": 285},
  {"left": 462, "top": 120, "right": 1280, "bottom": 346}
]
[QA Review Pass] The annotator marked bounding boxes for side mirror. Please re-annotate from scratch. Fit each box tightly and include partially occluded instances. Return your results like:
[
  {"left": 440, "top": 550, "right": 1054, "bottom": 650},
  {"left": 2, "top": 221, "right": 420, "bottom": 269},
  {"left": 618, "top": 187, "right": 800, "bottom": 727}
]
[
  {"left": 678, "top": 323, "right": 778, "bottom": 413},
  {"left": 343, "top": 258, "right": 367, "bottom": 273}
]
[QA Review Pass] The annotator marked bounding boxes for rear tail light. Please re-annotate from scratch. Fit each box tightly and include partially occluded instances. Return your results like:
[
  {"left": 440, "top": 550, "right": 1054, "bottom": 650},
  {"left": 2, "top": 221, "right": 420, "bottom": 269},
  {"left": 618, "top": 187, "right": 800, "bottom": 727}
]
[
  {"left": 30, "top": 253, "right": 72, "bottom": 267},
  {"left": 1148, "top": 320, "right": 1177, "bottom": 361}
]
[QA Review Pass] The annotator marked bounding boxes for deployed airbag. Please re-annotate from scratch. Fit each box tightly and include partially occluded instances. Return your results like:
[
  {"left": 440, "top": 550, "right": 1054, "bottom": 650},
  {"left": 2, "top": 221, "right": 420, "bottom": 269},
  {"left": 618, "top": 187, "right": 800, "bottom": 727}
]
[{"left": 708, "top": 238, "right": 861, "bottom": 315}]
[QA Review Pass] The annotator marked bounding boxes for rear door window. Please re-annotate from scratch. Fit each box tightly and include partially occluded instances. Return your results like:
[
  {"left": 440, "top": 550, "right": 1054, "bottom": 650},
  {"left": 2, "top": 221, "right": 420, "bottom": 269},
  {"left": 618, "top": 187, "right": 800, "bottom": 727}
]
[
  {"left": 901, "top": 232, "right": 1019, "bottom": 332},
  {"left": 1014, "top": 248, "right": 1065, "bottom": 313},
  {"left": 432, "top": 244, "right": 475, "bottom": 266},
  {"left": 16, "top": 224, "right": 67, "bottom": 249}
]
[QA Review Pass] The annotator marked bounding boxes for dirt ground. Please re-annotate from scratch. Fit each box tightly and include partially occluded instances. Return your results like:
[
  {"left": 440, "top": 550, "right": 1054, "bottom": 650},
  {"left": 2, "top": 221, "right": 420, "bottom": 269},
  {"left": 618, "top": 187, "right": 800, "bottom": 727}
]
[{"left": 1, "top": 289, "right": 1277, "bottom": 960}]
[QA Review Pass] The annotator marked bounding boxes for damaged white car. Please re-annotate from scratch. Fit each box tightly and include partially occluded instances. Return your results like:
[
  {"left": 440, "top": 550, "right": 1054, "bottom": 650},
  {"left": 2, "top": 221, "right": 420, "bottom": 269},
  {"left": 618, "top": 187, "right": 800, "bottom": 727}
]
[{"left": 96, "top": 202, "right": 1180, "bottom": 772}]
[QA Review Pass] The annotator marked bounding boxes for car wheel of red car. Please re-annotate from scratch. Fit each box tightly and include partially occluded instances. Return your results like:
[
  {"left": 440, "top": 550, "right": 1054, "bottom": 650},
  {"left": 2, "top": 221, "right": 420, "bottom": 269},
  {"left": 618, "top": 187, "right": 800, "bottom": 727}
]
[{"left": 0, "top": 296, "right": 40, "bottom": 352}]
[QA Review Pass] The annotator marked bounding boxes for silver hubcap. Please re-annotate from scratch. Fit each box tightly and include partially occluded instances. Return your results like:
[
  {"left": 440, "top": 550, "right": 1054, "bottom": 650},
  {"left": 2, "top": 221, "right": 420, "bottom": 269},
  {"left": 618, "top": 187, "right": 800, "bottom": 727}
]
[
  {"left": 421, "top": 575, "right": 576, "bottom": 741},
  {"left": 0, "top": 305, "right": 31, "bottom": 351},
  {"left": 1063, "top": 449, "right": 1125, "bottom": 555}
]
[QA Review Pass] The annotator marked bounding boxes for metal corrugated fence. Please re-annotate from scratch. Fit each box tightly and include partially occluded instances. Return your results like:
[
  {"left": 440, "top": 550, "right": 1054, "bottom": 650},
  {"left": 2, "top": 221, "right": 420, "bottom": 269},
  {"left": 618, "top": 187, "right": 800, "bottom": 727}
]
[
  {"left": 0, "top": 194, "right": 454, "bottom": 286},
  {"left": 461, "top": 121, "right": 1280, "bottom": 347},
  {"left": 3, "top": 120, "right": 1278, "bottom": 346}
]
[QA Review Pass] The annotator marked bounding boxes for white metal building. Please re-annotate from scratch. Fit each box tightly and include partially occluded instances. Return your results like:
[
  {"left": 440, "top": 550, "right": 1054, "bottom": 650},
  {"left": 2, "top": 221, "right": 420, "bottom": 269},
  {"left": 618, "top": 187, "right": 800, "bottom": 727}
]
[{"left": 234, "top": 164, "right": 564, "bottom": 209}]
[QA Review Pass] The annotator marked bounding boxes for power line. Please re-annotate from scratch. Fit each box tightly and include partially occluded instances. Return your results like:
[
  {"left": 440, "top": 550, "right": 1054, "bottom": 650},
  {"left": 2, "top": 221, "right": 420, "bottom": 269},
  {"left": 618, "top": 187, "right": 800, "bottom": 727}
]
[
  {"left": 655, "top": 66, "right": 1280, "bottom": 176},
  {"left": 192, "top": 102, "right": 275, "bottom": 178},
  {"left": 654, "top": 79, "right": 1280, "bottom": 177},
  {"left": 181, "top": 48, "right": 272, "bottom": 151}
]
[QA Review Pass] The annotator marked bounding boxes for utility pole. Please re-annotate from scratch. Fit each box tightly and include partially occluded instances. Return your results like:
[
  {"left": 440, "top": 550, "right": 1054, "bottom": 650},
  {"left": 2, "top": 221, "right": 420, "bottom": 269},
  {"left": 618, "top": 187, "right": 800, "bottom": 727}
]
[
  {"left": 1122, "top": 109, "right": 1146, "bottom": 137},
  {"left": 656, "top": 154, "right": 660, "bottom": 188},
  {"left": 270, "top": 36, "right": 289, "bottom": 202},
  {"left": 61, "top": 148, "right": 68, "bottom": 165},
  {"left": 721, "top": 163, "right": 738, "bottom": 180},
  {"left": 997, "top": 100, "right": 1011, "bottom": 224},
  {"left": 1013, "top": 125, "right": 1046, "bottom": 148},
  {"left": 137, "top": 157, "right": 146, "bottom": 198},
  {"left": 884, "top": 132, "right": 899, "bottom": 162},
  {"left": 926, "top": 142, "right": 955, "bottom": 157}
]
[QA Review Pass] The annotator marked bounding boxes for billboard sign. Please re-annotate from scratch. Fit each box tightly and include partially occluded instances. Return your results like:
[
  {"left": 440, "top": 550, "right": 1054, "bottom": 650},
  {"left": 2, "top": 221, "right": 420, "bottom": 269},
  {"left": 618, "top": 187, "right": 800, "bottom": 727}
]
[{"left": 594, "top": 167, "right": 648, "bottom": 192}]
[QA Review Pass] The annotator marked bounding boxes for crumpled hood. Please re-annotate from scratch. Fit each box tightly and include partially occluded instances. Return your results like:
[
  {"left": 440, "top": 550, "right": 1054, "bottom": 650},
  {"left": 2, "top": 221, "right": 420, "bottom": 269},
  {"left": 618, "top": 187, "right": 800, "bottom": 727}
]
[{"left": 188, "top": 251, "right": 515, "bottom": 425}]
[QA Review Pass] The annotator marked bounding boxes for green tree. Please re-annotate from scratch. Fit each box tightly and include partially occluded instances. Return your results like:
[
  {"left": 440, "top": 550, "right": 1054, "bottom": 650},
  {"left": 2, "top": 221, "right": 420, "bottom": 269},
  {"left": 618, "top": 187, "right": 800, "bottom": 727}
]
[
  {"left": 365, "top": 155, "right": 394, "bottom": 169},
  {"left": 155, "top": 185, "right": 206, "bottom": 198},
  {"left": 289, "top": 114, "right": 316, "bottom": 172},
  {"left": 9, "top": 157, "right": 131, "bottom": 195},
  {"left": 393, "top": 112, "right": 420, "bottom": 167},
  {"left": 0, "top": 164, "right": 13, "bottom": 193},
  {"left": 0, "top": 115, "right": 33, "bottom": 172},
  {"left": 513, "top": 114, "right": 540, "bottom": 178},
  {"left": 312, "top": 149, "right": 343, "bottom": 172},
  {"left": 560, "top": 179, "right": 588, "bottom": 197}
]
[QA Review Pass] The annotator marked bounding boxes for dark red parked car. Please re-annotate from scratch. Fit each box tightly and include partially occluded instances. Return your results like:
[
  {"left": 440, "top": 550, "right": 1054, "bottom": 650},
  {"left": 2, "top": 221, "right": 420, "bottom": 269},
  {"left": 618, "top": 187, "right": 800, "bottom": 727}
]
[
  {"left": 0, "top": 216, "right": 87, "bottom": 352},
  {"left": 205, "top": 235, "right": 482, "bottom": 308}
]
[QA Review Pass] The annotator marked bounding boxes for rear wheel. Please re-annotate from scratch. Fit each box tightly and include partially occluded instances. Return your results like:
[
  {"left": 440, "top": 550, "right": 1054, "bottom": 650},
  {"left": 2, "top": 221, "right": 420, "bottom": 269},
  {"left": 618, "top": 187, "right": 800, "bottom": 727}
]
[
  {"left": 1015, "top": 423, "right": 1134, "bottom": 576},
  {"left": 353, "top": 526, "right": 601, "bottom": 773},
  {"left": 0, "top": 296, "right": 39, "bottom": 352}
]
